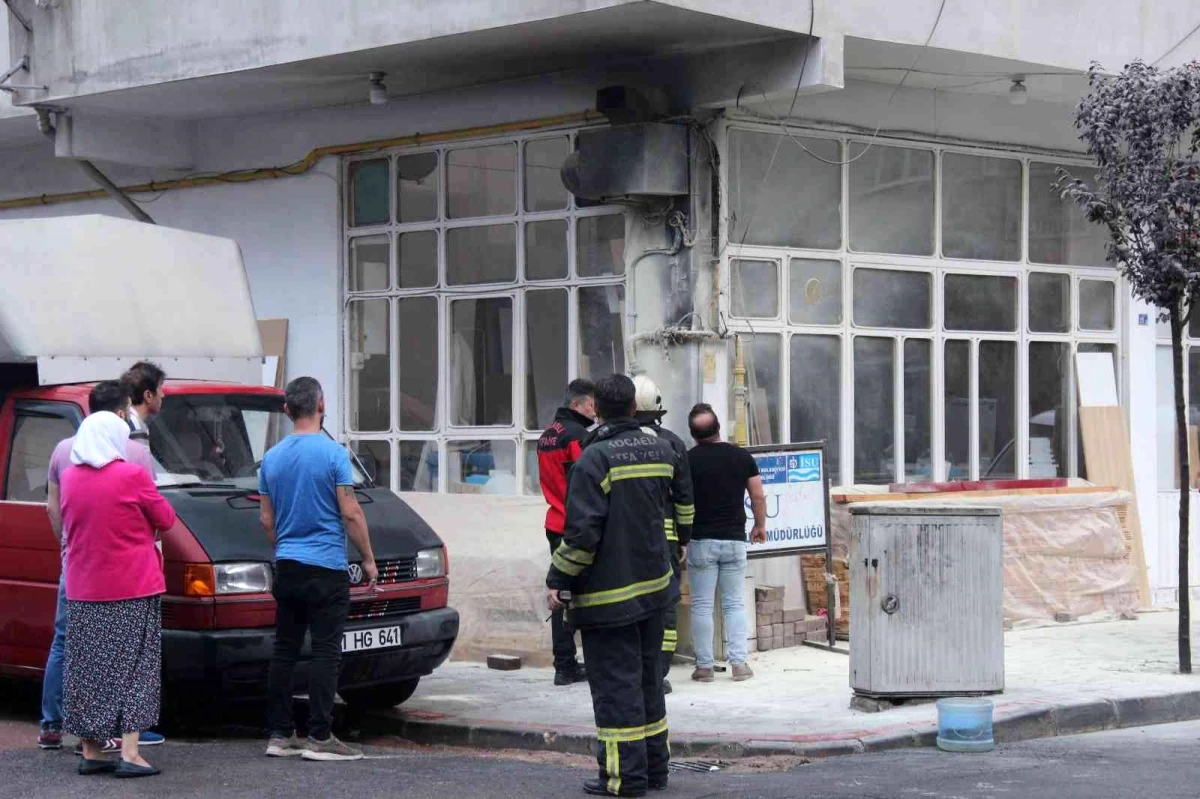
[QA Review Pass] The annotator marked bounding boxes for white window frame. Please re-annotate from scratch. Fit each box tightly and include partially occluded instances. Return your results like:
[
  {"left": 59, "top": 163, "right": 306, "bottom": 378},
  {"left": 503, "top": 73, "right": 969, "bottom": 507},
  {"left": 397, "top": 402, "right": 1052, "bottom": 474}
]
[
  {"left": 340, "top": 126, "right": 624, "bottom": 494},
  {"left": 719, "top": 118, "right": 1122, "bottom": 486}
]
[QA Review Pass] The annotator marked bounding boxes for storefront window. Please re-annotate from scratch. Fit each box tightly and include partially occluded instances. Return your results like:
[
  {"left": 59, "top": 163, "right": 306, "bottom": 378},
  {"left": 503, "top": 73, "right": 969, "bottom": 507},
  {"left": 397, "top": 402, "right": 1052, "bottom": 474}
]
[
  {"left": 399, "top": 440, "right": 438, "bottom": 492},
  {"left": 447, "top": 440, "right": 517, "bottom": 494},
  {"left": 347, "top": 298, "right": 390, "bottom": 432},
  {"left": 449, "top": 297, "right": 513, "bottom": 427},
  {"left": 396, "top": 152, "right": 439, "bottom": 223},
  {"left": 446, "top": 224, "right": 516, "bottom": 285},
  {"left": 524, "top": 137, "right": 569, "bottom": 212},
  {"left": 979, "top": 341, "right": 1017, "bottom": 479},
  {"left": 348, "top": 158, "right": 390, "bottom": 227},
  {"left": 789, "top": 335, "right": 841, "bottom": 478},
  {"left": 789, "top": 258, "right": 842, "bottom": 325},
  {"left": 849, "top": 144, "right": 934, "bottom": 255},
  {"left": 349, "top": 235, "right": 390, "bottom": 292},
  {"left": 525, "top": 220, "right": 568, "bottom": 280},
  {"left": 728, "top": 130, "right": 841, "bottom": 249},
  {"left": 730, "top": 334, "right": 781, "bottom": 445},
  {"left": 1079, "top": 279, "right": 1116, "bottom": 331},
  {"left": 1029, "top": 342, "right": 1071, "bottom": 478},
  {"left": 903, "top": 339, "right": 933, "bottom": 481},
  {"left": 853, "top": 268, "right": 931, "bottom": 329},
  {"left": 398, "top": 230, "right": 437, "bottom": 289},
  {"left": 1029, "top": 272, "right": 1070, "bottom": 333},
  {"left": 731, "top": 258, "right": 779, "bottom": 319},
  {"left": 944, "top": 340, "right": 971, "bottom": 480},
  {"left": 941, "top": 153, "right": 1021, "bottom": 261},
  {"left": 1028, "top": 161, "right": 1109, "bottom": 266},
  {"left": 944, "top": 274, "right": 1017, "bottom": 332},
  {"left": 447, "top": 143, "right": 516, "bottom": 219},
  {"left": 578, "top": 285, "right": 625, "bottom": 378},
  {"left": 854, "top": 336, "right": 895, "bottom": 484},
  {"left": 525, "top": 289, "right": 568, "bottom": 429},
  {"left": 349, "top": 440, "right": 392, "bottom": 490},
  {"left": 398, "top": 297, "right": 438, "bottom": 431},
  {"left": 577, "top": 214, "right": 626, "bottom": 277}
]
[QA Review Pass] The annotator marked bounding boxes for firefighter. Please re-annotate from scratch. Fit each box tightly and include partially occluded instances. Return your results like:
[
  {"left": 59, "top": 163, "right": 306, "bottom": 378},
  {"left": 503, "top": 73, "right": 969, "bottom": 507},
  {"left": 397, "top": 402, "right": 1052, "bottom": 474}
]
[
  {"left": 547, "top": 374, "right": 693, "bottom": 798},
  {"left": 537, "top": 379, "right": 596, "bottom": 686},
  {"left": 631, "top": 375, "right": 693, "bottom": 695}
]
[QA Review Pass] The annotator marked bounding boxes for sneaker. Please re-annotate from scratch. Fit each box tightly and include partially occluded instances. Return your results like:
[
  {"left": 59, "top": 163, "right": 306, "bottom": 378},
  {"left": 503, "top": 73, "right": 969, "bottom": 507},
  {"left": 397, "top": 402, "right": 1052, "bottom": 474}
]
[
  {"left": 265, "top": 733, "right": 307, "bottom": 757},
  {"left": 37, "top": 728, "right": 62, "bottom": 750},
  {"left": 690, "top": 667, "right": 714, "bottom": 683},
  {"left": 731, "top": 663, "right": 755, "bottom": 682},
  {"left": 99, "top": 731, "right": 165, "bottom": 753},
  {"left": 301, "top": 734, "right": 364, "bottom": 762}
]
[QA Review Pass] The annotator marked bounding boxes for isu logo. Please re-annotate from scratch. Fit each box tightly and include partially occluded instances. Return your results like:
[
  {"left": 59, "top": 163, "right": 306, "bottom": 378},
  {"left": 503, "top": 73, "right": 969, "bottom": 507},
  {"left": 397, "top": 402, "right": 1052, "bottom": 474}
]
[{"left": 347, "top": 563, "right": 364, "bottom": 585}]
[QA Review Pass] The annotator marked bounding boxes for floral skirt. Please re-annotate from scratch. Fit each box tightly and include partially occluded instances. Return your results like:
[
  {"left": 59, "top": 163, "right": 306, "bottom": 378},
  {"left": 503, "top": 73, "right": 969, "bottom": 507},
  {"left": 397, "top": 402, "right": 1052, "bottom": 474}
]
[{"left": 63, "top": 596, "right": 161, "bottom": 740}]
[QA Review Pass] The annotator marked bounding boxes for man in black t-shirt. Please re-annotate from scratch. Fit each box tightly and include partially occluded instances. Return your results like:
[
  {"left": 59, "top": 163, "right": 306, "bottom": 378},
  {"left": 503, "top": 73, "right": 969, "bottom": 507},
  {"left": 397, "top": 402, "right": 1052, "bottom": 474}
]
[{"left": 685, "top": 404, "right": 767, "bottom": 683}]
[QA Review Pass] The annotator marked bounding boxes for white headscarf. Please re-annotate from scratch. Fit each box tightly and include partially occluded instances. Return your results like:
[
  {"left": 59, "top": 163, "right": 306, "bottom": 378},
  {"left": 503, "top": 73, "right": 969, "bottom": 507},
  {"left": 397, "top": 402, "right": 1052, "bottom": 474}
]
[{"left": 70, "top": 411, "right": 130, "bottom": 469}]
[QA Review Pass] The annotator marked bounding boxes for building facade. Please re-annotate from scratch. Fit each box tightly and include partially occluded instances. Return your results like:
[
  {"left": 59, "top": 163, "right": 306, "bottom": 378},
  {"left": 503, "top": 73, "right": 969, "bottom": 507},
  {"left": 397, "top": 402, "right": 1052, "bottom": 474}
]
[{"left": 3, "top": 1, "right": 1199, "bottom": 624}]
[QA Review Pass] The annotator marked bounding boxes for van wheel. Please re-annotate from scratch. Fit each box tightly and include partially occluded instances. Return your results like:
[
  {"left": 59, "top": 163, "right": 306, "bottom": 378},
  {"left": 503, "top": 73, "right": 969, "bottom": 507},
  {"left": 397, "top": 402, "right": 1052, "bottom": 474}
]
[{"left": 340, "top": 678, "right": 420, "bottom": 711}]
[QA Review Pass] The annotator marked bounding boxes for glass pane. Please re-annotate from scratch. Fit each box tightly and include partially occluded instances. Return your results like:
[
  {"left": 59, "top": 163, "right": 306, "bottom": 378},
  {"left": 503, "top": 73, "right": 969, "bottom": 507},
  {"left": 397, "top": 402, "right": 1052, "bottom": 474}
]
[
  {"left": 348, "top": 158, "right": 389, "bottom": 227},
  {"left": 728, "top": 129, "right": 841, "bottom": 249},
  {"left": 348, "top": 235, "right": 389, "bottom": 292},
  {"left": 577, "top": 215, "right": 625, "bottom": 277},
  {"left": 397, "top": 152, "right": 439, "bottom": 223},
  {"left": 944, "top": 274, "right": 1017, "bottom": 332},
  {"left": 789, "top": 258, "right": 842, "bottom": 325},
  {"left": 1077, "top": 342, "right": 1117, "bottom": 481},
  {"left": 525, "top": 289, "right": 568, "bottom": 429},
  {"left": 447, "top": 143, "right": 516, "bottom": 219},
  {"left": 1029, "top": 161, "right": 1110, "bottom": 265},
  {"left": 449, "top": 297, "right": 513, "bottom": 426},
  {"left": 979, "top": 340, "right": 1017, "bottom": 479},
  {"left": 944, "top": 340, "right": 971, "bottom": 479},
  {"left": 349, "top": 440, "right": 392, "bottom": 490},
  {"left": 446, "top": 224, "right": 516, "bottom": 285},
  {"left": 398, "top": 297, "right": 438, "bottom": 430},
  {"left": 730, "top": 334, "right": 781, "bottom": 445},
  {"left": 854, "top": 336, "right": 894, "bottom": 484},
  {"left": 524, "top": 439, "right": 541, "bottom": 495},
  {"left": 903, "top": 339, "right": 932, "bottom": 481},
  {"left": 1191, "top": 311, "right": 1200, "bottom": 340},
  {"left": 447, "top": 440, "right": 517, "bottom": 494},
  {"left": 941, "top": 153, "right": 1021, "bottom": 261},
  {"left": 525, "top": 219, "right": 568, "bottom": 280},
  {"left": 731, "top": 259, "right": 779, "bottom": 319},
  {"left": 347, "top": 299, "right": 391, "bottom": 432},
  {"left": 1079, "top": 279, "right": 1116, "bottom": 331},
  {"left": 1029, "top": 342, "right": 1070, "bottom": 478},
  {"left": 578, "top": 285, "right": 625, "bottom": 378},
  {"left": 525, "top": 137, "right": 569, "bottom": 212},
  {"left": 398, "top": 230, "right": 437, "bottom": 289},
  {"left": 6, "top": 414, "right": 76, "bottom": 502},
  {"left": 789, "top": 335, "right": 841, "bottom": 481},
  {"left": 399, "top": 440, "right": 438, "bottom": 492},
  {"left": 1156, "top": 345, "right": 1177, "bottom": 488},
  {"left": 852, "top": 268, "right": 931, "bottom": 329},
  {"left": 849, "top": 143, "right": 934, "bottom": 255},
  {"left": 1029, "top": 272, "right": 1070, "bottom": 333}
]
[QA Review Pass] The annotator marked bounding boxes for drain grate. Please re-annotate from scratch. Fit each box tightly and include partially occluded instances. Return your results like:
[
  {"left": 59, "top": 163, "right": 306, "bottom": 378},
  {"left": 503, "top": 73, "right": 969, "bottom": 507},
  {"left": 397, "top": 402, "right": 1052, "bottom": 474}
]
[{"left": 668, "top": 759, "right": 729, "bottom": 774}]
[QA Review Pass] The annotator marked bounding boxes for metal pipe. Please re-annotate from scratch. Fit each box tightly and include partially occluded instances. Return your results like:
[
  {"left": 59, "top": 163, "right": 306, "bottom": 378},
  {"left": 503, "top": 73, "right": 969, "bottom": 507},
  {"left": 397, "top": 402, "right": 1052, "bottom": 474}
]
[
  {"left": 36, "top": 109, "right": 156, "bottom": 224},
  {"left": 624, "top": 218, "right": 685, "bottom": 374},
  {"left": 0, "top": 56, "right": 29, "bottom": 86},
  {"left": 731, "top": 335, "right": 749, "bottom": 446},
  {"left": 3, "top": 0, "right": 32, "bottom": 33}
]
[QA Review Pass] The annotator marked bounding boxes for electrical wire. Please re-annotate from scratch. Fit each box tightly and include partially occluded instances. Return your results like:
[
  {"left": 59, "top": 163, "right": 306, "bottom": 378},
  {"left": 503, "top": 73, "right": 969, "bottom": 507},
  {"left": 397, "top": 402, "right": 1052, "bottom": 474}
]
[{"left": 1152, "top": 17, "right": 1200, "bottom": 65}]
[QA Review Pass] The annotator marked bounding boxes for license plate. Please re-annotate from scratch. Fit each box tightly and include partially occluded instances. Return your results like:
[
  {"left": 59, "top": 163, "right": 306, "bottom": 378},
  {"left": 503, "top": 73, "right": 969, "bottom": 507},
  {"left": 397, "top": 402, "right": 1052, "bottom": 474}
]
[{"left": 341, "top": 625, "right": 402, "bottom": 653}]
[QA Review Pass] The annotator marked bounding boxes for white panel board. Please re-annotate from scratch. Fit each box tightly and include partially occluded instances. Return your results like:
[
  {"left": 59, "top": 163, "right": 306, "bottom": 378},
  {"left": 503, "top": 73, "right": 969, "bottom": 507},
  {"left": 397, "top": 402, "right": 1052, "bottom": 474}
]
[{"left": 1076, "top": 352, "right": 1119, "bottom": 407}]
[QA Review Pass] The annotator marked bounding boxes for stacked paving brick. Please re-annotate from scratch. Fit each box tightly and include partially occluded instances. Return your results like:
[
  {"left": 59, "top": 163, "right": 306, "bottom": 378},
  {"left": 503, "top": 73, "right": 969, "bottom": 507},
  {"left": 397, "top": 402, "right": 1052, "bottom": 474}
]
[{"left": 754, "top": 585, "right": 828, "bottom": 651}]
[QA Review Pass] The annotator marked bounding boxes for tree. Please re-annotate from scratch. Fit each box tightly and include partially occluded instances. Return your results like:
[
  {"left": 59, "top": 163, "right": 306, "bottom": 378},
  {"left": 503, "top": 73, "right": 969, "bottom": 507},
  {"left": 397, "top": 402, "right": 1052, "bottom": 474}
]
[{"left": 1058, "top": 60, "right": 1200, "bottom": 674}]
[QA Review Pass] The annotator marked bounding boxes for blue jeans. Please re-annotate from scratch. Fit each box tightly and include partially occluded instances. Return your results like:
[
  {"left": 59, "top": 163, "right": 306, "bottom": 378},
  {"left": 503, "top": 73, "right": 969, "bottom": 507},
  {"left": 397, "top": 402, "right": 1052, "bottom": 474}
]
[
  {"left": 40, "top": 576, "right": 67, "bottom": 731},
  {"left": 686, "top": 539, "right": 748, "bottom": 668}
]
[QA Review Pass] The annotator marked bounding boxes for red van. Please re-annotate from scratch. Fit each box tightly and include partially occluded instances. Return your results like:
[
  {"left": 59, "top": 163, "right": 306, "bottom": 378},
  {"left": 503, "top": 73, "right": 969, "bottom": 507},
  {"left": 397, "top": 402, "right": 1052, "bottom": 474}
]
[{"left": 0, "top": 377, "right": 459, "bottom": 712}]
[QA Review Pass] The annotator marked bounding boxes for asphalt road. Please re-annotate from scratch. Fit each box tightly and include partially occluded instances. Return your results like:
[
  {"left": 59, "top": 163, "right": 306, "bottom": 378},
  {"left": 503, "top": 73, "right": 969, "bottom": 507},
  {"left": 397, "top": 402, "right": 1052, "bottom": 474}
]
[{"left": 1, "top": 717, "right": 1199, "bottom": 799}]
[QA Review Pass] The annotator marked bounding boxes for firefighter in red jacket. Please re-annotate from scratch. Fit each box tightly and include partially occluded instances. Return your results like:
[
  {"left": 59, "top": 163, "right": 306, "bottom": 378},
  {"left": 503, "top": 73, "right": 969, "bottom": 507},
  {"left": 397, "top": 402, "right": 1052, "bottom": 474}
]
[
  {"left": 547, "top": 374, "right": 693, "bottom": 797},
  {"left": 537, "top": 379, "right": 596, "bottom": 685}
]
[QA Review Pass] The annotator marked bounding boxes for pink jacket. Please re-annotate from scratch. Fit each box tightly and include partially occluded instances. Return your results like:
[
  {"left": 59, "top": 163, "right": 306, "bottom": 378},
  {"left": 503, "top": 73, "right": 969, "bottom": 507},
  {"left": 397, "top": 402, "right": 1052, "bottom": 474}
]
[{"left": 61, "top": 461, "right": 177, "bottom": 602}]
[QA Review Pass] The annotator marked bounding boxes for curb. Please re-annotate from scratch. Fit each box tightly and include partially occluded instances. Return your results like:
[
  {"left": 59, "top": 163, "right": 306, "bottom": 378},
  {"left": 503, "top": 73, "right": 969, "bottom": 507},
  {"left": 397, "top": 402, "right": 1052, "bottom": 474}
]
[{"left": 377, "top": 688, "right": 1200, "bottom": 759}]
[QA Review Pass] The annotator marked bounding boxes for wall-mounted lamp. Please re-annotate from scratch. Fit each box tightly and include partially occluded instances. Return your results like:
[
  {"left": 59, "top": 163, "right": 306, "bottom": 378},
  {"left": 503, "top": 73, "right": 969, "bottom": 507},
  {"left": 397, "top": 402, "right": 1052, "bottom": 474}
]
[
  {"left": 1009, "top": 77, "right": 1028, "bottom": 106},
  {"left": 369, "top": 72, "right": 388, "bottom": 106}
]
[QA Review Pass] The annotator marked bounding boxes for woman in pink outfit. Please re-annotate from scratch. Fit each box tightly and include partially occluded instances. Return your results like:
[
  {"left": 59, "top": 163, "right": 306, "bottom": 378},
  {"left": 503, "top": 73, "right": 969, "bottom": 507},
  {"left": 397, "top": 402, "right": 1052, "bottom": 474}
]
[{"left": 60, "top": 411, "right": 176, "bottom": 778}]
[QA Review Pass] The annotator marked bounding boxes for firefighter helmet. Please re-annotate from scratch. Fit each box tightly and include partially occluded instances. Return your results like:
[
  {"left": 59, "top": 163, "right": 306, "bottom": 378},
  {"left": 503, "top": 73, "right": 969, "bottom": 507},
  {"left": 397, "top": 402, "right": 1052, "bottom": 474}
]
[{"left": 633, "top": 374, "right": 663, "bottom": 413}]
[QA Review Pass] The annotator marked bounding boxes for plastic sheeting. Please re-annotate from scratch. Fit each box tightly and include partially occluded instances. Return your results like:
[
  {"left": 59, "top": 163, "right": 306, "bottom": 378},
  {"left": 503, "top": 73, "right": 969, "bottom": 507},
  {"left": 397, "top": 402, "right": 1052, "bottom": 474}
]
[{"left": 830, "top": 487, "right": 1138, "bottom": 625}]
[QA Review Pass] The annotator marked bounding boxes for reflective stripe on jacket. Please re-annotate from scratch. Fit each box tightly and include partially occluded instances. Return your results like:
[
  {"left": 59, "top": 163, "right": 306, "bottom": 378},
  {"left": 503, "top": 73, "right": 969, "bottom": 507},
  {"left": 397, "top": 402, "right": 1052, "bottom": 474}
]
[{"left": 546, "top": 418, "right": 689, "bottom": 628}]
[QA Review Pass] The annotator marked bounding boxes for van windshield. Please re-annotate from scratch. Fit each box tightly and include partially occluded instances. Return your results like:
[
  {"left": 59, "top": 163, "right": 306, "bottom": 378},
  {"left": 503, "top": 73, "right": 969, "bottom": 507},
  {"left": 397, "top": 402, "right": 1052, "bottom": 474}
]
[{"left": 146, "top": 393, "right": 365, "bottom": 489}]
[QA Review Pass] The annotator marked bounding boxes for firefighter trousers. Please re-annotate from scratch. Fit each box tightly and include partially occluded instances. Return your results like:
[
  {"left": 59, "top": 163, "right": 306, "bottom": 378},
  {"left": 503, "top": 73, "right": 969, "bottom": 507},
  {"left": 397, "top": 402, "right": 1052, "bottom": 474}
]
[
  {"left": 660, "top": 551, "right": 681, "bottom": 677},
  {"left": 579, "top": 611, "right": 669, "bottom": 795}
]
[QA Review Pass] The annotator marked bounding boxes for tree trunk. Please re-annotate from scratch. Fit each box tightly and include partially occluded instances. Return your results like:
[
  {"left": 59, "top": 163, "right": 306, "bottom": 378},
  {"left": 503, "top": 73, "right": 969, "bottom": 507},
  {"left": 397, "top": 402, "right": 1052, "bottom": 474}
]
[{"left": 1171, "top": 304, "right": 1192, "bottom": 674}]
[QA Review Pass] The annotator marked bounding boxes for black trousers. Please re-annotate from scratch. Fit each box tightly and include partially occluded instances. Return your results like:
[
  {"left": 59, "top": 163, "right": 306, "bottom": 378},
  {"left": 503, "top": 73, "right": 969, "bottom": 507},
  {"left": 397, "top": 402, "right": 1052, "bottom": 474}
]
[
  {"left": 546, "top": 531, "right": 579, "bottom": 670},
  {"left": 660, "top": 549, "right": 681, "bottom": 677},
  {"left": 266, "top": 559, "right": 350, "bottom": 741},
  {"left": 580, "top": 612, "right": 669, "bottom": 795}
]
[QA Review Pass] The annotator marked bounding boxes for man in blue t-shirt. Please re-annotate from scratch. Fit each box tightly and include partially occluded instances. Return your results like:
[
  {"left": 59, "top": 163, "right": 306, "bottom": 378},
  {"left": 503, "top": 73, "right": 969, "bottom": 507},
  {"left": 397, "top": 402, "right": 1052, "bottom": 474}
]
[{"left": 259, "top": 376, "right": 377, "bottom": 762}]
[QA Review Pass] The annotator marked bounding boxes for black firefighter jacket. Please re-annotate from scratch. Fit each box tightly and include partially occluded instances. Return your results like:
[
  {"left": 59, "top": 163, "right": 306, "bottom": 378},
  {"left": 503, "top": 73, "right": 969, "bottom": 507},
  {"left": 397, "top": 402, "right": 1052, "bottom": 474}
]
[{"left": 546, "top": 417, "right": 694, "bottom": 629}]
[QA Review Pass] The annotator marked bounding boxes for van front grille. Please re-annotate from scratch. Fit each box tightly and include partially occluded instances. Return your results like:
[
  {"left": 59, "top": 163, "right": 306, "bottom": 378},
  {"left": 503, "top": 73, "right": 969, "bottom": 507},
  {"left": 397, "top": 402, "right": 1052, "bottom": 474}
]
[{"left": 347, "top": 597, "right": 421, "bottom": 621}]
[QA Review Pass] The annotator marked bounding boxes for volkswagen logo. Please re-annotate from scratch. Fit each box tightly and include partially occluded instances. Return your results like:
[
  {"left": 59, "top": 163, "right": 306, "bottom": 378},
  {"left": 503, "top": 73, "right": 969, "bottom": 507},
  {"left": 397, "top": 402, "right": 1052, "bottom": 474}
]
[{"left": 347, "top": 563, "right": 364, "bottom": 585}]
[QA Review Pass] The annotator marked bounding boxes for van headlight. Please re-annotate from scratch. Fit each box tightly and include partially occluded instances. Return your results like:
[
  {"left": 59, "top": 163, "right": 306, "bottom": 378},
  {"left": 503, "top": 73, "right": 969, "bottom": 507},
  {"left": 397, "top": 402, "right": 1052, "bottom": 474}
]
[
  {"left": 214, "top": 562, "right": 273, "bottom": 595},
  {"left": 415, "top": 547, "right": 446, "bottom": 578}
]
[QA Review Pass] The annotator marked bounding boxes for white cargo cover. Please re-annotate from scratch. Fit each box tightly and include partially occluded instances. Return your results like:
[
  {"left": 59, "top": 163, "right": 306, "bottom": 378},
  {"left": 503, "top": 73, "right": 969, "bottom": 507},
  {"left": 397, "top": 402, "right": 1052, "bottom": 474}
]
[{"left": 0, "top": 215, "right": 262, "bottom": 385}]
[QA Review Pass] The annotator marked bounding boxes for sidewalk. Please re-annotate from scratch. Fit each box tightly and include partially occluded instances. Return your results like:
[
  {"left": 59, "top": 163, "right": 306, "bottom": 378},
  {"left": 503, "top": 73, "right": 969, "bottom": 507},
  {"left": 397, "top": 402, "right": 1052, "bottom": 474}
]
[{"left": 388, "top": 610, "right": 1200, "bottom": 757}]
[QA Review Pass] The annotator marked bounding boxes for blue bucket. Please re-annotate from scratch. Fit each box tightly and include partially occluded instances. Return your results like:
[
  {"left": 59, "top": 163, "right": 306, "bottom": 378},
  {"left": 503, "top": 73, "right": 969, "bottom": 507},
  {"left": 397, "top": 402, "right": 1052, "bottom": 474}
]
[{"left": 935, "top": 698, "right": 995, "bottom": 753}]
